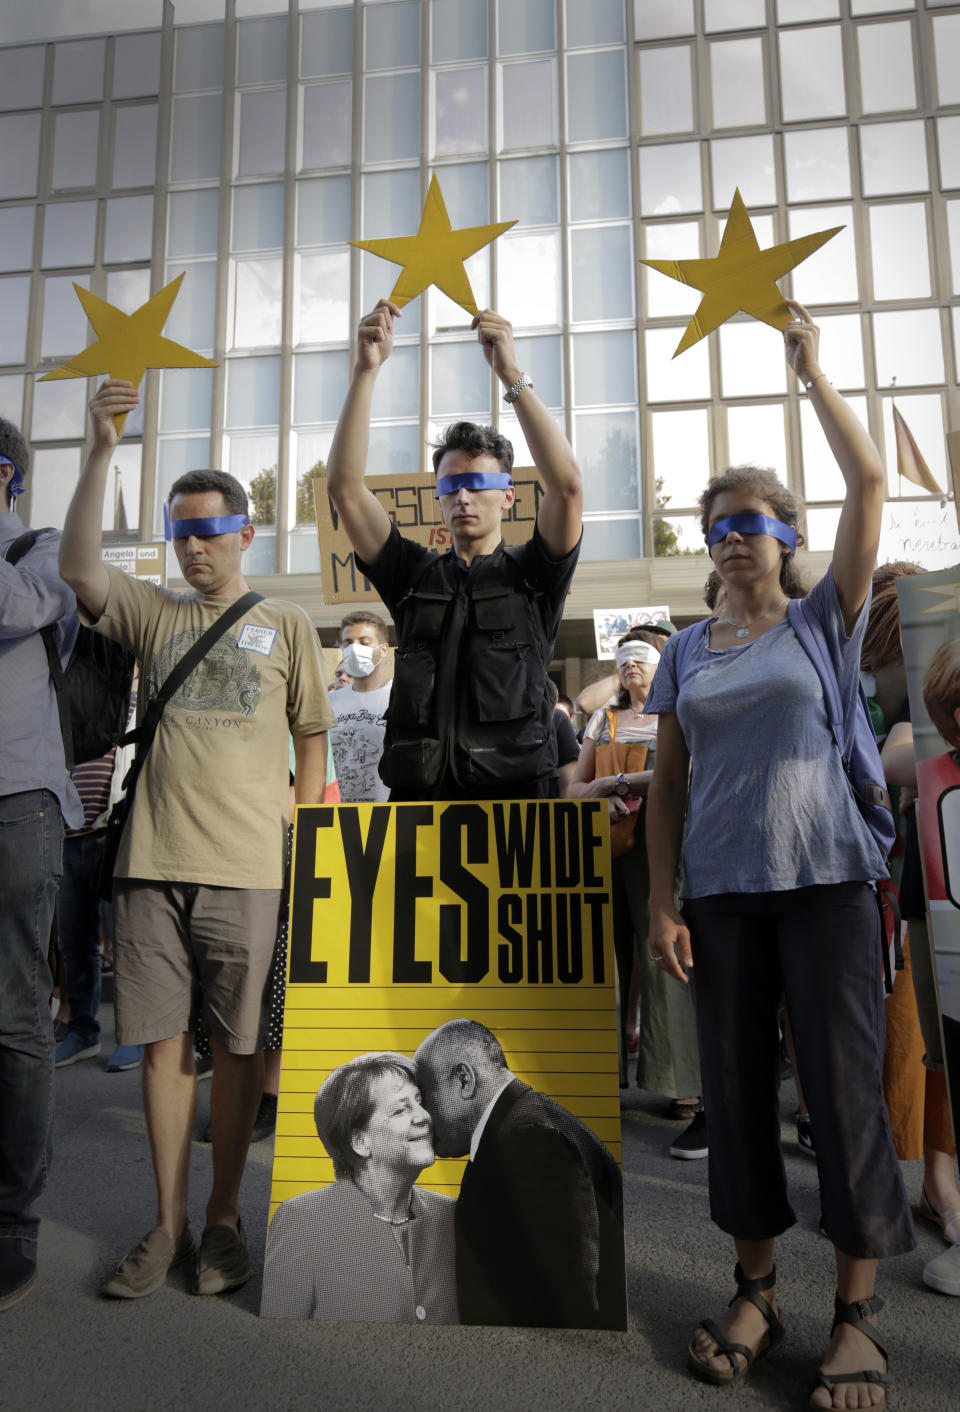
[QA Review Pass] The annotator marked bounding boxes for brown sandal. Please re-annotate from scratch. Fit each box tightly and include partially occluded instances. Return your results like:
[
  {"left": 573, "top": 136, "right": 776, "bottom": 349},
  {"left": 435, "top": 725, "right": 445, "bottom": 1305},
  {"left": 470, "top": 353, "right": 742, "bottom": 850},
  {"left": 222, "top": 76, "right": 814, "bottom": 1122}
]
[{"left": 688, "top": 1263, "right": 785, "bottom": 1385}]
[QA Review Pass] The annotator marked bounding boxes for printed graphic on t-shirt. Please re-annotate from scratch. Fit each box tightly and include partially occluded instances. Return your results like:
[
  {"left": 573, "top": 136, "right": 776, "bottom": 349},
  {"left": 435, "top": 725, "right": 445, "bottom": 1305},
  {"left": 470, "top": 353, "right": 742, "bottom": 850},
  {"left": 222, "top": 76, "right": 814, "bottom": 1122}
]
[
  {"left": 147, "top": 628, "right": 262, "bottom": 718},
  {"left": 331, "top": 690, "right": 390, "bottom": 803}
]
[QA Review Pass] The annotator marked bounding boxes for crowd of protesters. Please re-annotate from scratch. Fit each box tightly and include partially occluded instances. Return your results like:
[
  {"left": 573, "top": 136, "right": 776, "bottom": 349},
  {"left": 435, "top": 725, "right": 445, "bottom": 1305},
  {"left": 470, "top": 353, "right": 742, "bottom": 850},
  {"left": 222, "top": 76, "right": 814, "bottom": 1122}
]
[{"left": 1, "top": 298, "right": 957, "bottom": 1410}]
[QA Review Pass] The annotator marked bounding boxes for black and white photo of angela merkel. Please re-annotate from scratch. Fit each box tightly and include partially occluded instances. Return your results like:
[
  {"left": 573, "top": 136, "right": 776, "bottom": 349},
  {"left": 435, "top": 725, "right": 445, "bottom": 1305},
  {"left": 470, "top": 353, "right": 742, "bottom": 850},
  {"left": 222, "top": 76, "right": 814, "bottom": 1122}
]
[{"left": 260, "top": 1052, "right": 458, "bottom": 1323}]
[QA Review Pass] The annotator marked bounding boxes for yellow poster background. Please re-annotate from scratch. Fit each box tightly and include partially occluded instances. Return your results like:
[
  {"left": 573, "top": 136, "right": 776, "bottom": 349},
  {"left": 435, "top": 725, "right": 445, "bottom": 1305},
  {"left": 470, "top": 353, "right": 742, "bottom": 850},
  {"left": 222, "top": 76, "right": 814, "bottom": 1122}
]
[{"left": 269, "top": 800, "right": 620, "bottom": 1217}]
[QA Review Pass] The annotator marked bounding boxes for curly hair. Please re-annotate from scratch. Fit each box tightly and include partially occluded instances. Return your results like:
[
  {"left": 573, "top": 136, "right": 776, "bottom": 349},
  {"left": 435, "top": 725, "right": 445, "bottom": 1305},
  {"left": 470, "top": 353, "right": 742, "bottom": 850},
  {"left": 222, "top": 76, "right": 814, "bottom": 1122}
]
[
  {"left": 698, "top": 466, "right": 807, "bottom": 597},
  {"left": 923, "top": 639, "right": 960, "bottom": 750},
  {"left": 860, "top": 561, "right": 925, "bottom": 672},
  {"left": 431, "top": 421, "right": 514, "bottom": 478}
]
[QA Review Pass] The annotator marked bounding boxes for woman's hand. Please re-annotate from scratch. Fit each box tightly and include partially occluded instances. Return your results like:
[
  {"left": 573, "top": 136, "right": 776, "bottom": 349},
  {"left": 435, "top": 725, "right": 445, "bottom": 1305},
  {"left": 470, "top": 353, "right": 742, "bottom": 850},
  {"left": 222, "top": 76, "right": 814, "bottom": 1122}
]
[
  {"left": 649, "top": 904, "right": 692, "bottom": 984},
  {"left": 89, "top": 379, "right": 138, "bottom": 451},
  {"left": 783, "top": 298, "right": 821, "bottom": 385},
  {"left": 608, "top": 795, "right": 631, "bottom": 819}
]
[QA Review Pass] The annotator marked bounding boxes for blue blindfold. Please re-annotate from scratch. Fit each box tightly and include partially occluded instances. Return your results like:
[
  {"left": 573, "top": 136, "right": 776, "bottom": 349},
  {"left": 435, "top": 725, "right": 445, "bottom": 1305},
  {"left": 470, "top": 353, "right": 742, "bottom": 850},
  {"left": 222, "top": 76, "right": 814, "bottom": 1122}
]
[
  {"left": 706, "top": 513, "right": 797, "bottom": 552},
  {"left": 0, "top": 453, "right": 24, "bottom": 504},
  {"left": 164, "top": 503, "right": 251, "bottom": 541},
  {"left": 434, "top": 470, "right": 514, "bottom": 499}
]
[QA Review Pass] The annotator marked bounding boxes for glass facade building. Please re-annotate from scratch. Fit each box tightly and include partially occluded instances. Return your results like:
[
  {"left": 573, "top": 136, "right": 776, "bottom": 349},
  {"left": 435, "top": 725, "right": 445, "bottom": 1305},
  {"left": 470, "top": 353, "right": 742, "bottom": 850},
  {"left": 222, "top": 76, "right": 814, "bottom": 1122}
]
[{"left": 1, "top": 0, "right": 958, "bottom": 650}]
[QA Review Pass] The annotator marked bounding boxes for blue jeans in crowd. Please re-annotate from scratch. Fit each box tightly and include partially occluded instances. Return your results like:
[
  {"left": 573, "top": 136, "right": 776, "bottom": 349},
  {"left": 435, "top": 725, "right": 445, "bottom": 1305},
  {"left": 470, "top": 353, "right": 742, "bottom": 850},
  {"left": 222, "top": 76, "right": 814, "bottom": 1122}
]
[
  {"left": 0, "top": 789, "right": 63, "bottom": 1245},
  {"left": 56, "top": 831, "right": 107, "bottom": 1044}
]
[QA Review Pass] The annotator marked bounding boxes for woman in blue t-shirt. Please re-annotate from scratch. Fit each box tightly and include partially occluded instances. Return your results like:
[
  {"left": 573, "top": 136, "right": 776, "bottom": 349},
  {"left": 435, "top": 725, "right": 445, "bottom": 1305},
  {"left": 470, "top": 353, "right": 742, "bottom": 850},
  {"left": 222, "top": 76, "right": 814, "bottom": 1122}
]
[{"left": 646, "top": 302, "right": 914, "bottom": 1410}]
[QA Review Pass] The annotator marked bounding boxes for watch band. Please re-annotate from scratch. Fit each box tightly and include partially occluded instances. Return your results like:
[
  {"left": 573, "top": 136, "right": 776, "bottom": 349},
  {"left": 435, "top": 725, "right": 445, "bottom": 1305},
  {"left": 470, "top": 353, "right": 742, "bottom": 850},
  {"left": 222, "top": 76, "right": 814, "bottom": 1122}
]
[{"left": 503, "top": 372, "right": 533, "bottom": 405}]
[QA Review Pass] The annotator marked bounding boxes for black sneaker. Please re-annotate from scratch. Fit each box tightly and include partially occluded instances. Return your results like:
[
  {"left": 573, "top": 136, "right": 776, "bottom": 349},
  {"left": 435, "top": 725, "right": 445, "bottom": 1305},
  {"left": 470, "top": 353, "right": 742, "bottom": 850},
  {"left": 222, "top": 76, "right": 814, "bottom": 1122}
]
[
  {"left": 53, "top": 1018, "right": 69, "bottom": 1044},
  {"left": 250, "top": 1092, "right": 277, "bottom": 1143},
  {"left": 796, "top": 1111, "right": 816, "bottom": 1157},
  {"left": 670, "top": 1106, "right": 708, "bottom": 1160}
]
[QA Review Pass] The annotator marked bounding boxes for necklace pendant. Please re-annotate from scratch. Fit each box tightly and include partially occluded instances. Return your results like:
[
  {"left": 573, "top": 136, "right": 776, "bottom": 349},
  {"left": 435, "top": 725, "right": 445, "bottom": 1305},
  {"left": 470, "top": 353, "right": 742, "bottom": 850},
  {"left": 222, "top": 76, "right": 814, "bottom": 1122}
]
[{"left": 735, "top": 626, "right": 750, "bottom": 638}]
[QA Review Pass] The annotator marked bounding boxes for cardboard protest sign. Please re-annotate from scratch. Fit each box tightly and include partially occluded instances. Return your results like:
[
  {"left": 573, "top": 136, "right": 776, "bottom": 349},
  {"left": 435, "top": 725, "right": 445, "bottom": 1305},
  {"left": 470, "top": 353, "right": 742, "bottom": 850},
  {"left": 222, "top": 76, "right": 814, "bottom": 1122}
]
[
  {"left": 313, "top": 470, "right": 544, "bottom": 603},
  {"left": 593, "top": 606, "right": 669, "bottom": 659},
  {"left": 262, "top": 800, "right": 626, "bottom": 1330},
  {"left": 896, "top": 571, "right": 960, "bottom": 1158},
  {"left": 101, "top": 542, "right": 165, "bottom": 586}
]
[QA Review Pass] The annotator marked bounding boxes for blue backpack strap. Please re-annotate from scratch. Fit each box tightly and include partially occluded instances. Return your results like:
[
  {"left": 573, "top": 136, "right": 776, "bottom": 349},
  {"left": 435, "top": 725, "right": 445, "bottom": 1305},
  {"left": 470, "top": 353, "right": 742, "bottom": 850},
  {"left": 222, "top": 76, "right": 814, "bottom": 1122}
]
[{"left": 786, "top": 597, "right": 846, "bottom": 758}]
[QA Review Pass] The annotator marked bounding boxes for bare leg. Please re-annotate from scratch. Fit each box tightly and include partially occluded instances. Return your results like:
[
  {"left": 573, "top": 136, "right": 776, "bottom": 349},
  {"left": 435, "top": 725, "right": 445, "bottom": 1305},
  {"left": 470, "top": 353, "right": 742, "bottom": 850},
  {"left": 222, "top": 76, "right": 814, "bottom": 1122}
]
[
  {"left": 923, "top": 1144, "right": 960, "bottom": 1215},
  {"left": 263, "top": 1046, "right": 281, "bottom": 1097},
  {"left": 204, "top": 1037, "right": 263, "bottom": 1231},
  {"left": 810, "top": 1251, "right": 886, "bottom": 1410},
  {"left": 690, "top": 1237, "right": 778, "bottom": 1376},
  {"left": 142, "top": 1032, "right": 196, "bottom": 1238}
]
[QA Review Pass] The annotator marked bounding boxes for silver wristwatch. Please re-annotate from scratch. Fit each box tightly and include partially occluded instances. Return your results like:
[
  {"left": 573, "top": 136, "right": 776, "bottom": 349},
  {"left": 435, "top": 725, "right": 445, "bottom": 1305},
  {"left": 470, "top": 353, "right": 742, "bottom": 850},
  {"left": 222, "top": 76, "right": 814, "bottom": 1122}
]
[
  {"left": 502, "top": 372, "right": 533, "bottom": 404},
  {"left": 614, "top": 772, "right": 630, "bottom": 798}
]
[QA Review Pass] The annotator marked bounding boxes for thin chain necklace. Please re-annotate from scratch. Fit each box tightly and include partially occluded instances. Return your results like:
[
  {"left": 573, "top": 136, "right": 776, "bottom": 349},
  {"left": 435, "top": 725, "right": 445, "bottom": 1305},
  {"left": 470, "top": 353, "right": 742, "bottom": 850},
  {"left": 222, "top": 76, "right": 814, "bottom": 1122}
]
[{"left": 719, "top": 598, "right": 788, "bottom": 640}]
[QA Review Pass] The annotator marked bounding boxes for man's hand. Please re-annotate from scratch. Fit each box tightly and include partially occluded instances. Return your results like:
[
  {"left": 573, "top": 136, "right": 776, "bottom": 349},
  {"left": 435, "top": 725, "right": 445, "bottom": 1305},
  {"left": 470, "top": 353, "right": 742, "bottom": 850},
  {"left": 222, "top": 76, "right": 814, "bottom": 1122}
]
[
  {"left": 357, "top": 300, "right": 402, "bottom": 373},
  {"left": 472, "top": 309, "right": 520, "bottom": 387},
  {"left": 89, "top": 379, "right": 139, "bottom": 451}
]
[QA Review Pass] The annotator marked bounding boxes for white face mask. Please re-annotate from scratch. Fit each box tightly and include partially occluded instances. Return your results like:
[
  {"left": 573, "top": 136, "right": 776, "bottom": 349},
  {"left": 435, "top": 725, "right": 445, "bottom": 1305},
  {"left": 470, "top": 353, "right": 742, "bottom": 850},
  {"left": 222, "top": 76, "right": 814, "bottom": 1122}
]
[{"left": 340, "top": 641, "right": 380, "bottom": 678}]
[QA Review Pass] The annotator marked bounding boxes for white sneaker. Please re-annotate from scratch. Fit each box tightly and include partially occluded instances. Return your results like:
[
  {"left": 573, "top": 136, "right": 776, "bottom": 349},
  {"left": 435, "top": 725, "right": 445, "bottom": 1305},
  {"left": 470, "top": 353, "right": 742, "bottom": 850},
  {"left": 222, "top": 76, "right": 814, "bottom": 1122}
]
[{"left": 923, "top": 1242, "right": 960, "bottom": 1296}]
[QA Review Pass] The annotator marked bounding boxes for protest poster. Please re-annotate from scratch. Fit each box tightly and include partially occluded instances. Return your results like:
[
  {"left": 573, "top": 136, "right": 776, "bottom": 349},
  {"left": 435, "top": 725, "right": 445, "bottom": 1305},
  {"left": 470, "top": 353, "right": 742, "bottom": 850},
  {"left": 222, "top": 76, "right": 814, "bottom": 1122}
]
[
  {"left": 313, "top": 471, "right": 544, "bottom": 603},
  {"left": 593, "top": 606, "right": 670, "bottom": 659},
  {"left": 101, "top": 541, "right": 165, "bottom": 585},
  {"left": 896, "top": 570, "right": 960, "bottom": 1155},
  {"left": 262, "top": 799, "right": 626, "bottom": 1331}
]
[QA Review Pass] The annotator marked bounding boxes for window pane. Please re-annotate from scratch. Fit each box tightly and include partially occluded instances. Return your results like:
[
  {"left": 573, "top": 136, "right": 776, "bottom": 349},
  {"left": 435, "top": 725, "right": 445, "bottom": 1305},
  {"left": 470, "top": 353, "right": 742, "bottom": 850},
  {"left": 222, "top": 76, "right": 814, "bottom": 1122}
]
[
  {"left": 727, "top": 404, "right": 787, "bottom": 483},
  {"left": 870, "top": 203, "right": 929, "bottom": 299},
  {"left": 168, "top": 189, "right": 219, "bottom": 257},
  {"left": 233, "top": 183, "right": 284, "bottom": 250},
  {"left": 500, "top": 156, "right": 558, "bottom": 226},
  {"left": 364, "top": 72, "right": 419, "bottom": 162},
  {"left": 858, "top": 21, "right": 916, "bottom": 114},
  {"left": 711, "top": 38, "right": 765, "bottom": 128},
  {"left": 113, "top": 105, "right": 159, "bottom": 190},
  {"left": 52, "top": 39, "right": 104, "bottom": 105},
  {"left": 226, "top": 357, "right": 280, "bottom": 427},
  {"left": 100, "top": 442, "right": 141, "bottom": 534},
  {"left": 237, "top": 88, "right": 285, "bottom": 177},
  {"left": 361, "top": 250, "right": 421, "bottom": 335},
  {"left": 581, "top": 518, "right": 641, "bottom": 562},
  {"left": 364, "top": 423, "right": 420, "bottom": 478},
  {"left": 224, "top": 435, "right": 278, "bottom": 572},
  {"left": 783, "top": 127, "right": 850, "bottom": 201},
  {"left": 566, "top": 50, "right": 628, "bottom": 143},
  {"left": 301, "top": 7, "right": 353, "bottom": 76},
  {"left": 573, "top": 330, "right": 636, "bottom": 406},
  {"left": 114, "top": 32, "right": 162, "bottom": 99},
  {"left": 815, "top": 313, "right": 865, "bottom": 389},
  {"left": 174, "top": 24, "right": 224, "bottom": 92},
  {"left": 719, "top": 324, "right": 787, "bottom": 398},
  {"left": 778, "top": 0, "right": 838, "bottom": 18},
  {"left": 0, "top": 277, "right": 31, "bottom": 365},
  {"left": 645, "top": 327, "right": 711, "bottom": 400},
  {"left": 31, "top": 378, "right": 87, "bottom": 441},
  {"left": 297, "top": 175, "right": 350, "bottom": 244},
  {"left": 296, "top": 250, "right": 351, "bottom": 343},
  {"left": 231, "top": 258, "right": 283, "bottom": 347},
  {"left": 106, "top": 267, "right": 150, "bottom": 312},
  {"left": 643, "top": 222, "right": 702, "bottom": 318},
  {"left": 514, "top": 334, "right": 562, "bottom": 407},
  {"left": 651, "top": 409, "right": 710, "bottom": 506},
  {"left": 237, "top": 16, "right": 287, "bottom": 85},
  {"left": 501, "top": 59, "right": 555, "bottom": 150},
  {"left": 0, "top": 114, "right": 42, "bottom": 199},
  {"left": 0, "top": 208, "right": 34, "bottom": 273},
  {"left": 435, "top": 67, "right": 486, "bottom": 156},
  {"left": 170, "top": 95, "right": 222, "bottom": 182},
  {"left": 499, "top": 0, "right": 555, "bottom": 56},
  {"left": 498, "top": 231, "right": 561, "bottom": 327},
  {"left": 302, "top": 82, "right": 352, "bottom": 168},
  {"left": 860, "top": 120, "right": 927, "bottom": 196},
  {"left": 704, "top": 0, "right": 766, "bottom": 28},
  {"left": 30, "top": 449, "right": 82, "bottom": 532},
  {"left": 570, "top": 226, "right": 634, "bottom": 322},
  {"left": 569, "top": 148, "right": 630, "bottom": 222},
  {"left": 157, "top": 436, "right": 211, "bottom": 521},
  {"left": 429, "top": 250, "right": 489, "bottom": 331},
  {"left": 52, "top": 110, "right": 100, "bottom": 189},
  {"left": 788, "top": 204, "right": 857, "bottom": 303},
  {"left": 434, "top": 161, "right": 488, "bottom": 223},
  {"left": 851, "top": 0, "right": 917, "bottom": 12},
  {"left": 104, "top": 195, "right": 154, "bottom": 263},
  {"left": 430, "top": 341, "right": 490, "bottom": 416},
  {"left": 639, "top": 45, "right": 693, "bottom": 136},
  {"left": 711, "top": 134, "right": 776, "bottom": 207},
  {"left": 565, "top": 0, "right": 625, "bottom": 47},
  {"left": 363, "top": 167, "right": 421, "bottom": 236},
  {"left": 635, "top": 0, "right": 694, "bottom": 40},
  {"left": 371, "top": 344, "right": 419, "bottom": 420},
  {"left": 163, "top": 261, "right": 217, "bottom": 350},
  {"left": 934, "top": 15, "right": 960, "bottom": 107},
  {"left": 160, "top": 367, "right": 214, "bottom": 432},
  {"left": 432, "top": 0, "right": 487, "bottom": 61},
  {"left": 638, "top": 141, "right": 702, "bottom": 216},
  {"left": 873, "top": 309, "right": 944, "bottom": 386},
  {"left": 947, "top": 200, "right": 960, "bottom": 294},
  {"left": 575, "top": 411, "right": 639, "bottom": 513},
  {"left": 366, "top": 0, "right": 420, "bottom": 69},
  {"left": 0, "top": 45, "right": 44, "bottom": 111},
  {"left": 294, "top": 349, "right": 351, "bottom": 423},
  {"left": 42, "top": 201, "right": 97, "bottom": 269},
  {"left": 41, "top": 274, "right": 90, "bottom": 358},
  {"left": 779, "top": 26, "right": 846, "bottom": 121},
  {"left": 801, "top": 396, "right": 867, "bottom": 502},
  {"left": 938, "top": 116, "right": 960, "bottom": 190}
]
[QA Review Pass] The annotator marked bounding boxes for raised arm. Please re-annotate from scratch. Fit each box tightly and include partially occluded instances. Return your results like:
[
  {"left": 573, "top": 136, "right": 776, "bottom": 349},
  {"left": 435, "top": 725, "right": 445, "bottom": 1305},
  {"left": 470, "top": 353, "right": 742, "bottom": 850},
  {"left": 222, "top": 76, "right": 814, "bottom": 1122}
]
[
  {"left": 325, "top": 300, "right": 400, "bottom": 566},
  {"left": 60, "top": 379, "right": 139, "bottom": 620},
  {"left": 575, "top": 672, "right": 619, "bottom": 717},
  {"left": 784, "top": 300, "right": 885, "bottom": 633},
  {"left": 472, "top": 310, "right": 583, "bottom": 558},
  {"left": 646, "top": 711, "right": 692, "bottom": 984}
]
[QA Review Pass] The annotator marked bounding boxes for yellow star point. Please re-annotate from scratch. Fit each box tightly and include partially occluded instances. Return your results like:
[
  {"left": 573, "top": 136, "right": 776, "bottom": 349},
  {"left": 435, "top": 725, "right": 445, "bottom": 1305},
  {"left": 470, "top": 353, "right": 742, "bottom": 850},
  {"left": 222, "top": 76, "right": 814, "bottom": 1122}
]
[
  {"left": 40, "top": 272, "right": 218, "bottom": 431},
  {"left": 641, "top": 189, "right": 843, "bottom": 357},
  {"left": 351, "top": 172, "right": 517, "bottom": 316}
]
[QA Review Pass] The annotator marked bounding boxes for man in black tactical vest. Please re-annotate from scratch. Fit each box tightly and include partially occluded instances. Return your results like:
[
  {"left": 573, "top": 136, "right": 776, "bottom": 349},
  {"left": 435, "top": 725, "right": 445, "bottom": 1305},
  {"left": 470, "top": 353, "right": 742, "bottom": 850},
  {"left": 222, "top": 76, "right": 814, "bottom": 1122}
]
[{"left": 326, "top": 301, "right": 583, "bottom": 801}]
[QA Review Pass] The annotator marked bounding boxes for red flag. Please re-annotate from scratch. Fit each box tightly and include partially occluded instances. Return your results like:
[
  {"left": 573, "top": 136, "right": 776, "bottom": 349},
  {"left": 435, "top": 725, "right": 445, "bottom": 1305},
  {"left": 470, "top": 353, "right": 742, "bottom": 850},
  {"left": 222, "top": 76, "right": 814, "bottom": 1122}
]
[{"left": 892, "top": 402, "right": 942, "bottom": 494}]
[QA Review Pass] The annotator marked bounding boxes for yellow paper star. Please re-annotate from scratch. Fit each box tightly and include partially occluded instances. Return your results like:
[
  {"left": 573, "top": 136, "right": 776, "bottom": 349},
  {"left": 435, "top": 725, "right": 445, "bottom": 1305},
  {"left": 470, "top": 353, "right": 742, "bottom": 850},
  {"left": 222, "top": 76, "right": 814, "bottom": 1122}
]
[
  {"left": 40, "top": 272, "right": 218, "bottom": 431},
  {"left": 351, "top": 172, "right": 517, "bottom": 316},
  {"left": 641, "top": 189, "right": 843, "bottom": 357}
]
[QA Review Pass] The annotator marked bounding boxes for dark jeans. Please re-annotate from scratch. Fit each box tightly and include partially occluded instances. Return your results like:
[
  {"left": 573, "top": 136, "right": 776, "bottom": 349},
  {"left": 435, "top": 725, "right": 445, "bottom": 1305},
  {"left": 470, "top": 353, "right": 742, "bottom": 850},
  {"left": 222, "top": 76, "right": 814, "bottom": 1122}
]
[
  {"left": 0, "top": 789, "right": 63, "bottom": 1244},
  {"left": 56, "top": 831, "right": 107, "bottom": 1043}
]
